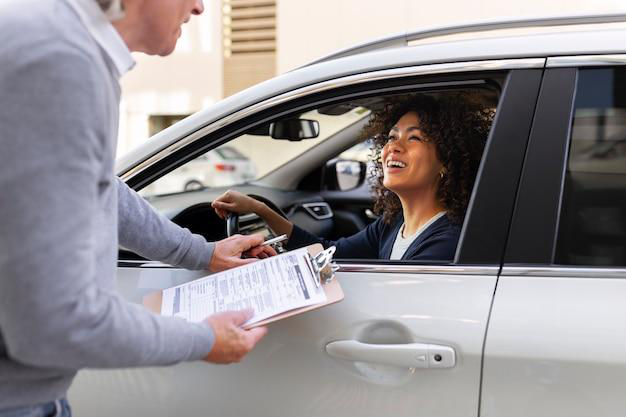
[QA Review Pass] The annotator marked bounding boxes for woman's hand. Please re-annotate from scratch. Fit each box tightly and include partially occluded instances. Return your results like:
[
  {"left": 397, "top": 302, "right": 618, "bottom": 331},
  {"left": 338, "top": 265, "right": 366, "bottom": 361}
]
[
  {"left": 213, "top": 189, "right": 295, "bottom": 239},
  {"left": 212, "top": 190, "right": 262, "bottom": 219}
]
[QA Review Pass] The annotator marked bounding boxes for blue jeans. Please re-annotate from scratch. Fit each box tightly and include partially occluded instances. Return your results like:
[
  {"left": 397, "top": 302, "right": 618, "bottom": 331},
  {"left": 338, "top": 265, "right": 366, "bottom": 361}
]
[{"left": 0, "top": 399, "right": 70, "bottom": 417}]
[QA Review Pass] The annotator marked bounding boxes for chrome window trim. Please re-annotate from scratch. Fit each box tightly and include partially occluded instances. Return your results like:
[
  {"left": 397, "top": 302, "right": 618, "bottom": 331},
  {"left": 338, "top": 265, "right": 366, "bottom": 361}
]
[
  {"left": 336, "top": 263, "right": 499, "bottom": 276},
  {"left": 547, "top": 54, "right": 626, "bottom": 68},
  {"left": 117, "top": 260, "right": 171, "bottom": 268},
  {"left": 118, "top": 260, "right": 499, "bottom": 275},
  {"left": 502, "top": 266, "right": 626, "bottom": 278},
  {"left": 120, "top": 57, "right": 545, "bottom": 183}
]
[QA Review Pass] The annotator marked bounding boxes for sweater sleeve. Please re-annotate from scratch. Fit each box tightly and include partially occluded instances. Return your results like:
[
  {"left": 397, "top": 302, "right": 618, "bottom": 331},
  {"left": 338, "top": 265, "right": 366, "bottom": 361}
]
[
  {"left": 287, "top": 218, "right": 385, "bottom": 259},
  {"left": 0, "top": 45, "right": 213, "bottom": 370},
  {"left": 117, "top": 178, "right": 215, "bottom": 270}
]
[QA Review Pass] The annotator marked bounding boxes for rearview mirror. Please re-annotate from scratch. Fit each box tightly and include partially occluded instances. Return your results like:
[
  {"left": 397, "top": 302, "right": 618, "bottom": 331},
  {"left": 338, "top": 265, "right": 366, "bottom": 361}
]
[{"left": 269, "top": 119, "right": 320, "bottom": 141}]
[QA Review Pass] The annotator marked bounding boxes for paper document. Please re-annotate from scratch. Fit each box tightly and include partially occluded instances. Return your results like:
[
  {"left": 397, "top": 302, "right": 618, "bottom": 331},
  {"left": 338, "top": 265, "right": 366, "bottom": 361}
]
[{"left": 161, "top": 247, "right": 327, "bottom": 326}]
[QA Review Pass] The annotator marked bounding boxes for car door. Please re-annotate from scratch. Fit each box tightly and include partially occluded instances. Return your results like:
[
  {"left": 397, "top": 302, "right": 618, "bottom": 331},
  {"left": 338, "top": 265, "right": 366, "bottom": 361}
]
[
  {"left": 482, "top": 61, "right": 626, "bottom": 416},
  {"left": 68, "top": 62, "right": 543, "bottom": 417}
]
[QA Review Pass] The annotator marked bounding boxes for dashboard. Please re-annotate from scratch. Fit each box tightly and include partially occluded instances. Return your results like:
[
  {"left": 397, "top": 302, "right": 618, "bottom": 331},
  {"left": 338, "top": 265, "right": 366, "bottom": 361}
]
[{"left": 119, "top": 184, "right": 341, "bottom": 261}]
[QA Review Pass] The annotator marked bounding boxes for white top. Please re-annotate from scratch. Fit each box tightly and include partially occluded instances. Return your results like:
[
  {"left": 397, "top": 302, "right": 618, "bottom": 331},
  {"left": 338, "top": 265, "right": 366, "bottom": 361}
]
[
  {"left": 64, "top": 0, "right": 135, "bottom": 77},
  {"left": 389, "top": 211, "right": 447, "bottom": 260}
]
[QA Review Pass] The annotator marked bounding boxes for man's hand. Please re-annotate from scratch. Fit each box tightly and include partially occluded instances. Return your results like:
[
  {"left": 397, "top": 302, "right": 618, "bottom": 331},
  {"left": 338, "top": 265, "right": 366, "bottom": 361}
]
[
  {"left": 243, "top": 243, "right": 277, "bottom": 260},
  {"left": 204, "top": 310, "right": 267, "bottom": 364},
  {"left": 209, "top": 234, "right": 277, "bottom": 272}
]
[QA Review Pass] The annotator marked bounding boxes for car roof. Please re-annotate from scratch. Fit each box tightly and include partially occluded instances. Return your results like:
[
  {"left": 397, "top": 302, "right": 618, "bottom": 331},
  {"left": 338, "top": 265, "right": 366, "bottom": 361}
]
[
  {"left": 117, "top": 13, "right": 626, "bottom": 176},
  {"left": 306, "top": 12, "right": 626, "bottom": 66}
]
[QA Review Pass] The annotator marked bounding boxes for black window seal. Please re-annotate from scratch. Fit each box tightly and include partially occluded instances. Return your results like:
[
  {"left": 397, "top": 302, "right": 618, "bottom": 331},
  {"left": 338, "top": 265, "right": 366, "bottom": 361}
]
[
  {"left": 503, "top": 67, "right": 578, "bottom": 265},
  {"left": 456, "top": 69, "right": 544, "bottom": 265}
]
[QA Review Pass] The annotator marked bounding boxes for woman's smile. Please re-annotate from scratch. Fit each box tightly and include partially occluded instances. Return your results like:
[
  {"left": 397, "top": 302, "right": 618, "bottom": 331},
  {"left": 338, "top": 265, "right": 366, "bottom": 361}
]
[{"left": 384, "top": 157, "right": 409, "bottom": 174}]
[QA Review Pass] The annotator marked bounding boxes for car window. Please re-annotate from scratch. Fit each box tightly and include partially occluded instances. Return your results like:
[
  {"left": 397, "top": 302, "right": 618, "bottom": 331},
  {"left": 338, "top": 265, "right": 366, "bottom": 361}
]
[
  {"left": 555, "top": 67, "right": 626, "bottom": 267},
  {"left": 135, "top": 86, "right": 501, "bottom": 264},
  {"left": 338, "top": 139, "right": 373, "bottom": 162},
  {"left": 139, "top": 108, "right": 370, "bottom": 197}
]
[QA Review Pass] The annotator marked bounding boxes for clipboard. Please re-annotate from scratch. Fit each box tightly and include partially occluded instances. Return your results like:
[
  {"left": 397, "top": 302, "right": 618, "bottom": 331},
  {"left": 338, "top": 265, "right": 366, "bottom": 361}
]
[{"left": 143, "top": 243, "right": 343, "bottom": 329}]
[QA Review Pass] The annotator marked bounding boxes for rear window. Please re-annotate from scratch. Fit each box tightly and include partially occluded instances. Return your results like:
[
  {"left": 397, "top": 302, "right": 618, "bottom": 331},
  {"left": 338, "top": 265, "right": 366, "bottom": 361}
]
[{"left": 555, "top": 68, "right": 626, "bottom": 267}]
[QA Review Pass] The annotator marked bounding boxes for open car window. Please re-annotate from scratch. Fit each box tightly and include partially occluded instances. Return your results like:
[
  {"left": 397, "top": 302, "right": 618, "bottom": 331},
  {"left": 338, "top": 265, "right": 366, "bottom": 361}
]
[
  {"left": 139, "top": 108, "right": 370, "bottom": 197},
  {"left": 133, "top": 83, "right": 502, "bottom": 264}
]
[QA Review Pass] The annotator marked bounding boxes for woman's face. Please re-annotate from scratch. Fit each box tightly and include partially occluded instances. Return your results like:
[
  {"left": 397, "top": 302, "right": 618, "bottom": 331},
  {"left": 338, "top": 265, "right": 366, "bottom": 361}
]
[{"left": 381, "top": 111, "right": 443, "bottom": 195}]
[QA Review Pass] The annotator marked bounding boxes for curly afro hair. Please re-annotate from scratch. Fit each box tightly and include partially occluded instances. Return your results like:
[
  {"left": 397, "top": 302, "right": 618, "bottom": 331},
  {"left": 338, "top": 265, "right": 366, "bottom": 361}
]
[{"left": 363, "top": 92, "right": 494, "bottom": 224}]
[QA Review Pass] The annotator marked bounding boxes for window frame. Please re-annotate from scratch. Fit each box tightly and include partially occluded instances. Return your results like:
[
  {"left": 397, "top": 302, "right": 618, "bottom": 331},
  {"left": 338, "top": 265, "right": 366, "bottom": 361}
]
[
  {"left": 505, "top": 60, "right": 626, "bottom": 270},
  {"left": 503, "top": 67, "right": 578, "bottom": 265},
  {"left": 120, "top": 61, "right": 545, "bottom": 268}
]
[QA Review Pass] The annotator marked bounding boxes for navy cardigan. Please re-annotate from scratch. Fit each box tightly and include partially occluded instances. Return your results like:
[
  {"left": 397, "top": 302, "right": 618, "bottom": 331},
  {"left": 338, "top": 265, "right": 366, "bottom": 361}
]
[{"left": 286, "top": 214, "right": 461, "bottom": 262}]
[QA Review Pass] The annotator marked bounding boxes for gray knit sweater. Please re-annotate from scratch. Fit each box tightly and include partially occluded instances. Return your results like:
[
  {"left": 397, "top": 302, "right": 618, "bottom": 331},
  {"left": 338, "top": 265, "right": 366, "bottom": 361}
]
[{"left": 0, "top": 0, "right": 215, "bottom": 409}]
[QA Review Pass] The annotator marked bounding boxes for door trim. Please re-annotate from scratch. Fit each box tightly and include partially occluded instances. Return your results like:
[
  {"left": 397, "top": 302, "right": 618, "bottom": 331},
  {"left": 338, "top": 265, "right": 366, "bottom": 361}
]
[
  {"left": 502, "top": 266, "right": 626, "bottom": 278},
  {"left": 336, "top": 262, "right": 499, "bottom": 276},
  {"left": 118, "top": 259, "right": 499, "bottom": 275}
]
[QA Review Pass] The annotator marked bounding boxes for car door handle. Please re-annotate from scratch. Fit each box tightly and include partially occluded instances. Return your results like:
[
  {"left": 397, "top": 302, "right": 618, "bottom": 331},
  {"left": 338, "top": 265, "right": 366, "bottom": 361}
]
[{"left": 325, "top": 340, "right": 456, "bottom": 368}]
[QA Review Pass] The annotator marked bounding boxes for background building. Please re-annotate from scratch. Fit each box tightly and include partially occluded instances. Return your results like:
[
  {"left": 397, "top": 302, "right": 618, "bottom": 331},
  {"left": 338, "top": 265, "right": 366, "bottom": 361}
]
[{"left": 117, "top": 0, "right": 625, "bottom": 157}]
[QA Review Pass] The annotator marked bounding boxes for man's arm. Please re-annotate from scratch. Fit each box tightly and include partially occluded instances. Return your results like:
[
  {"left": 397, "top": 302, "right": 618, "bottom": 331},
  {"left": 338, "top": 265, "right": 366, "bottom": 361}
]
[
  {"left": 118, "top": 180, "right": 276, "bottom": 271},
  {"left": 116, "top": 178, "right": 215, "bottom": 270}
]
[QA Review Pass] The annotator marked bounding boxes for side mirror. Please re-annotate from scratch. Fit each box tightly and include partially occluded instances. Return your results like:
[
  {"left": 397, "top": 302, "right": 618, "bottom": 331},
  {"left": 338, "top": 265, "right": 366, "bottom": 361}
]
[
  {"left": 325, "top": 159, "right": 367, "bottom": 191},
  {"left": 270, "top": 119, "right": 320, "bottom": 141}
]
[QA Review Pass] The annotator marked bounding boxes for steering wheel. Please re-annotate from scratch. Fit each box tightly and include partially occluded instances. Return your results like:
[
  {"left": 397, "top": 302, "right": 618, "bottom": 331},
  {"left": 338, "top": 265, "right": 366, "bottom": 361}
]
[{"left": 226, "top": 194, "right": 289, "bottom": 236}]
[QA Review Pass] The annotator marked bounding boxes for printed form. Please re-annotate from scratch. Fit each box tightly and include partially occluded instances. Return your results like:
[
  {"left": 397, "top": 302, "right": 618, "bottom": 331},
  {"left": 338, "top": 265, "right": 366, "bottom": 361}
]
[{"left": 161, "top": 247, "right": 327, "bottom": 326}]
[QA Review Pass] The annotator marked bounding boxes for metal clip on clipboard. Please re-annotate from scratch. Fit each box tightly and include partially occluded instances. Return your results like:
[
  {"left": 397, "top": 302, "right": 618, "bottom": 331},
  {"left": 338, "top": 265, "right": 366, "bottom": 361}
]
[{"left": 309, "top": 246, "right": 340, "bottom": 287}]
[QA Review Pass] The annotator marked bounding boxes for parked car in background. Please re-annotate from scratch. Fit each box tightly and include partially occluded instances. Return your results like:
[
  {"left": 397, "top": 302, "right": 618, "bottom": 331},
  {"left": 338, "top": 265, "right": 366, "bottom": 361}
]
[
  {"left": 69, "top": 13, "right": 626, "bottom": 417},
  {"left": 141, "top": 145, "right": 257, "bottom": 194}
]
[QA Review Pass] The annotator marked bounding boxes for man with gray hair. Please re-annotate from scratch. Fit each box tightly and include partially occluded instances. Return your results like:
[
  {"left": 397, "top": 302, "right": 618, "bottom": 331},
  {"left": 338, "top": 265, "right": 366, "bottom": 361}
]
[{"left": 0, "top": 0, "right": 271, "bottom": 415}]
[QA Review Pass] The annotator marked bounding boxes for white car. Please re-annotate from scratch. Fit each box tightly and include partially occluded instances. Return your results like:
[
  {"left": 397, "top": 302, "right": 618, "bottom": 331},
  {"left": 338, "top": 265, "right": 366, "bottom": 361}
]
[
  {"left": 141, "top": 145, "right": 257, "bottom": 194},
  {"left": 71, "top": 13, "right": 626, "bottom": 417}
]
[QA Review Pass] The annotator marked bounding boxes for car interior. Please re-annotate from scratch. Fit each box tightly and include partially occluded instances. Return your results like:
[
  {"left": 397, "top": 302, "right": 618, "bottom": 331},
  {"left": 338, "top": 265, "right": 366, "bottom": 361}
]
[{"left": 121, "top": 83, "right": 502, "bottom": 264}]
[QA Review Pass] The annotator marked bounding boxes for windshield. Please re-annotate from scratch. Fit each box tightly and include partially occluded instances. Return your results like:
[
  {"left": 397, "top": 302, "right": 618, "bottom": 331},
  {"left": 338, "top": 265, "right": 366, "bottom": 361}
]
[{"left": 139, "top": 107, "right": 370, "bottom": 197}]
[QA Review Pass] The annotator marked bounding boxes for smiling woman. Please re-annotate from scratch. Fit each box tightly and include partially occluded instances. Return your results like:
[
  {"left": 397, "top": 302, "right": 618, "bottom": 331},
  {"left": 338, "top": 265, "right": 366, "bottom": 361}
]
[
  {"left": 212, "top": 92, "right": 494, "bottom": 262},
  {"left": 368, "top": 94, "right": 493, "bottom": 226}
]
